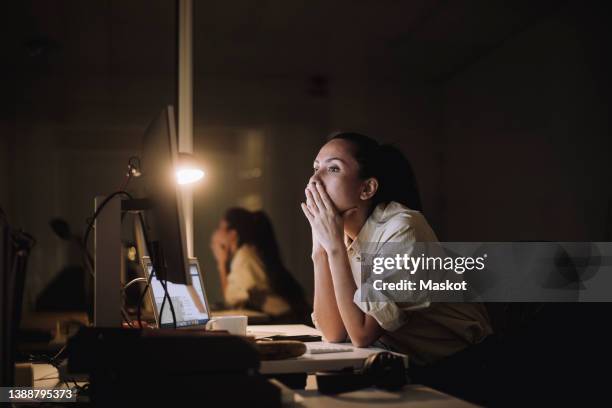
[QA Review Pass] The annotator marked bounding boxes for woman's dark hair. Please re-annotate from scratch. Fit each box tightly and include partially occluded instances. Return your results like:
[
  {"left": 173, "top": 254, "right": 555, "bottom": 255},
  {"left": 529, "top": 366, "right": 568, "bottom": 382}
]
[
  {"left": 329, "top": 132, "right": 422, "bottom": 212},
  {"left": 224, "top": 208, "right": 256, "bottom": 247},
  {"left": 224, "top": 208, "right": 309, "bottom": 320}
]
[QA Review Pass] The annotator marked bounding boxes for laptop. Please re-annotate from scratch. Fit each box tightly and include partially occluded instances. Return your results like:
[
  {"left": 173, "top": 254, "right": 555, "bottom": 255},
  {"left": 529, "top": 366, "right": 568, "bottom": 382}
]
[{"left": 141, "top": 257, "right": 211, "bottom": 329}]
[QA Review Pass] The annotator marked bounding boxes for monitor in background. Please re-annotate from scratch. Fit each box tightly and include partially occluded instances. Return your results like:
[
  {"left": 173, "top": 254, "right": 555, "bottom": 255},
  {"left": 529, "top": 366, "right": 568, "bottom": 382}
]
[
  {"left": 140, "top": 105, "right": 191, "bottom": 285},
  {"left": 142, "top": 257, "right": 210, "bottom": 328}
]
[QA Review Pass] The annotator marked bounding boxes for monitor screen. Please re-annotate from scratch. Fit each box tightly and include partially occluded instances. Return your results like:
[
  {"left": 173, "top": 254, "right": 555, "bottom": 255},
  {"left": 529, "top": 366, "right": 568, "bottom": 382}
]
[
  {"left": 145, "top": 261, "right": 210, "bottom": 328},
  {"left": 140, "top": 105, "right": 191, "bottom": 285}
]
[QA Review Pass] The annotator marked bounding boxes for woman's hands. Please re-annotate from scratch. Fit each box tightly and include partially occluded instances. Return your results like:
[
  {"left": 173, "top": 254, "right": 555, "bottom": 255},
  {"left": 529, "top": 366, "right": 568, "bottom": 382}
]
[
  {"left": 301, "top": 181, "right": 382, "bottom": 347},
  {"left": 303, "top": 182, "right": 348, "bottom": 342},
  {"left": 301, "top": 182, "right": 345, "bottom": 255},
  {"left": 210, "top": 229, "right": 230, "bottom": 269},
  {"left": 211, "top": 229, "right": 231, "bottom": 293}
]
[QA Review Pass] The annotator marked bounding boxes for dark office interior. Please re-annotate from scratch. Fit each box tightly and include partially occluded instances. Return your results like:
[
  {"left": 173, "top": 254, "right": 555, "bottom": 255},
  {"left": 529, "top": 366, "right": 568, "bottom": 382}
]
[{"left": 2, "top": 0, "right": 611, "bottom": 406}]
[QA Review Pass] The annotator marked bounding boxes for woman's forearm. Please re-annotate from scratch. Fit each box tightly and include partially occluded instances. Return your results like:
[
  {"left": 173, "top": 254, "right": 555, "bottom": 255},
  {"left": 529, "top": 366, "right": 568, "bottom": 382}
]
[
  {"left": 218, "top": 262, "right": 229, "bottom": 295},
  {"left": 327, "top": 246, "right": 383, "bottom": 347},
  {"left": 312, "top": 251, "right": 347, "bottom": 342}
]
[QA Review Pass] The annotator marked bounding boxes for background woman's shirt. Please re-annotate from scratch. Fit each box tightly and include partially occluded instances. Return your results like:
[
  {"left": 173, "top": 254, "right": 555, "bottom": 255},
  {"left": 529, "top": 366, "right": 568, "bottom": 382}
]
[{"left": 225, "top": 244, "right": 291, "bottom": 317}]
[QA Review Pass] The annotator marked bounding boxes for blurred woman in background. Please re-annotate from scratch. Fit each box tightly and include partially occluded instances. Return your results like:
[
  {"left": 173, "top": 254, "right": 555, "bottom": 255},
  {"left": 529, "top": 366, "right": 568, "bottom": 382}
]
[{"left": 211, "top": 208, "right": 309, "bottom": 323}]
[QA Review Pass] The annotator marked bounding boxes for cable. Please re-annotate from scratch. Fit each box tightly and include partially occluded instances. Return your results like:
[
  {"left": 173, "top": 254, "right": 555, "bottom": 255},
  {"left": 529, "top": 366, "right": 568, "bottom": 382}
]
[
  {"left": 118, "top": 174, "right": 132, "bottom": 192},
  {"left": 83, "top": 191, "right": 132, "bottom": 254},
  {"left": 136, "top": 264, "right": 155, "bottom": 328},
  {"left": 117, "top": 156, "right": 142, "bottom": 192},
  {"left": 82, "top": 191, "right": 133, "bottom": 259},
  {"left": 120, "top": 278, "right": 148, "bottom": 328},
  {"left": 80, "top": 247, "right": 95, "bottom": 278},
  {"left": 32, "top": 347, "right": 87, "bottom": 394},
  {"left": 50, "top": 344, "right": 68, "bottom": 362},
  {"left": 142, "top": 224, "right": 176, "bottom": 329},
  {"left": 121, "top": 307, "right": 134, "bottom": 328},
  {"left": 81, "top": 191, "right": 135, "bottom": 327},
  {"left": 155, "top": 267, "right": 176, "bottom": 329},
  {"left": 79, "top": 189, "right": 177, "bottom": 330},
  {"left": 122, "top": 277, "right": 148, "bottom": 292},
  {"left": 135, "top": 212, "right": 177, "bottom": 329}
]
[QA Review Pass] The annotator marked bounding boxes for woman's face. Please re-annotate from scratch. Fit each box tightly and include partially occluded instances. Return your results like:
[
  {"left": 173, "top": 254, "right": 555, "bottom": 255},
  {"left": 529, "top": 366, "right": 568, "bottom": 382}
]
[
  {"left": 213, "top": 218, "right": 237, "bottom": 248},
  {"left": 309, "top": 139, "right": 366, "bottom": 213}
]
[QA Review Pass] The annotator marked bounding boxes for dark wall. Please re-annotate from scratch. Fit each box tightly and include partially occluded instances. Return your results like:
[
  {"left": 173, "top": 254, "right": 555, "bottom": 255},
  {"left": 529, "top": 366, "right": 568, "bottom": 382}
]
[
  {"left": 190, "top": 77, "right": 331, "bottom": 303},
  {"left": 0, "top": 131, "right": 11, "bottom": 216},
  {"left": 7, "top": 0, "right": 610, "bottom": 309},
  {"left": 438, "top": 1, "right": 611, "bottom": 241}
]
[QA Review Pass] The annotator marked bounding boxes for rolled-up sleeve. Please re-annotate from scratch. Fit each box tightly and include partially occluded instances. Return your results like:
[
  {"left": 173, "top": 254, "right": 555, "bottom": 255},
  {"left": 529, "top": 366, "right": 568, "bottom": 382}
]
[
  {"left": 313, "top": 202, "right": 440, "bottom": 336},
  {"left": 353, "top": 288, "right": 408, "bottom": 331},
  {"left": 354, "top": 223, "right": 432, "bottom": 332}
]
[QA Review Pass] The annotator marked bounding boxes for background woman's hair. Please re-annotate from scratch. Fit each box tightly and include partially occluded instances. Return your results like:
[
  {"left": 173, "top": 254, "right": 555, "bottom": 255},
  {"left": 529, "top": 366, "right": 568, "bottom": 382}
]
[
  {"left": 329, "top": 132, "right": 422, "bottom": 212},
  {"left": 224, "top": 208, "right": 309, "bottom": 319},
  {"left": 224, "top": 207, "right": 256, "bottom": 247}
]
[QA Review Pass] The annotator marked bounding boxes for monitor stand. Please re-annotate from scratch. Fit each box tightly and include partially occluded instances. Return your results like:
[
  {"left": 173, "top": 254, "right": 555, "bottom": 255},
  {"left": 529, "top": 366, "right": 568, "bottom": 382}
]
[{"left": 94, "top": 195, "right": 122, "bottom": 327}]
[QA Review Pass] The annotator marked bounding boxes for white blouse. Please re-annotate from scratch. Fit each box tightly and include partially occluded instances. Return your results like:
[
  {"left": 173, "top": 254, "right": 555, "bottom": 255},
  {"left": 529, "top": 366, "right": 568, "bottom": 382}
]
[
  {"left": 225, "top": 244, "right": 291, "bottom": 317},
  {"left": 312, "top": 201, "right": 492, "bottom": 364},
  {"left": 312, "top": 201, "right": 438, "bottom": 331},
  {"left": 345, "top": 201, "right": 441, "bottom": 331}
]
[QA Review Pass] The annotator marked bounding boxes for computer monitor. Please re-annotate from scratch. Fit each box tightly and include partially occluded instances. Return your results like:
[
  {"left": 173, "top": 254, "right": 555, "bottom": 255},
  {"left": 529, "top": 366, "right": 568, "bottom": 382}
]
[
  {"left": 141, "top": 257, "right": 210, "bottom": 328},
  {"left": 140, "top": 105, "right": 191, "bottom": 285}
]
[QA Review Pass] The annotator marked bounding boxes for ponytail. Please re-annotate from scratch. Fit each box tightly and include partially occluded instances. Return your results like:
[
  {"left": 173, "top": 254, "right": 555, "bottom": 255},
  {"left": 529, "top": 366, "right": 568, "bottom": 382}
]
[
  {"left": 226, "top": 208, "right": 309, "bottom": 319},
  {"left": 329, "top": 132, "right": 422, "bottom": 211},
  {"left": 250, "top": 211, "right": 305, "bottom": 298},
  {"left": 374, "top": 144, "right": 422, "bottom": 211}
]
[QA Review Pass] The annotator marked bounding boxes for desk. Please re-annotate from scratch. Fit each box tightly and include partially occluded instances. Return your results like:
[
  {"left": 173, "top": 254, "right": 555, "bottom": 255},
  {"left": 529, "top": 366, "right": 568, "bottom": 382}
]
[
  {"left": 248, "top": 324, "right": 409, "bottom": 375},
  {"left": 211, "top": 308, "right": 270, "bottom": 324},
  {"left": 28, "top": 364, "right": 476, "bottom": 408},
  {"left": 298, "top": 379, "right": 477, "bottom": 408},
  {"left": 250, "top": 325, "right": 476, "bottom": 407},
  {"left": 26, "top": 324, "right": 478, "bottom": 407}
]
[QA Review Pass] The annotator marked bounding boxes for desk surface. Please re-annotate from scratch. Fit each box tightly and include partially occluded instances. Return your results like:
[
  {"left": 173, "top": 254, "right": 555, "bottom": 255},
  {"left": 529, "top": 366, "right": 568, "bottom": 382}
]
[
  {"left": 30, "top": 365, "right": 476, "bottom": 408},
  {"left": 250, "top": 325, "right": 476, "bottom": 406},
  {"left": 211, "top": 308, "right": 270, "bottom": 324},
  {"left": 299, "top": 377, "right": 477, "bottom": 408},
  {"left": 28, "top": 324, "right": 476, "bottom": 407},
  {"left": 248, "top": 324, "right": 409, "bottom": 375}
]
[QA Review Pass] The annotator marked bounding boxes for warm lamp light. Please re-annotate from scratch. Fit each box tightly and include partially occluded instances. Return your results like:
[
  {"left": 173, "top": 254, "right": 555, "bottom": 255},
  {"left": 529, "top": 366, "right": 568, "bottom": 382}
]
[{"left": 176, "top": 153, "right": 205, "bottom": 185}]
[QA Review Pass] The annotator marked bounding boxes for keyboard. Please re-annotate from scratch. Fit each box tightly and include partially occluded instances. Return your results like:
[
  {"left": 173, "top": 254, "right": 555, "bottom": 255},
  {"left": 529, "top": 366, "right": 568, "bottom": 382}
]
[{"left": 308, "top": 344, "right": 353, "bottom": 354}]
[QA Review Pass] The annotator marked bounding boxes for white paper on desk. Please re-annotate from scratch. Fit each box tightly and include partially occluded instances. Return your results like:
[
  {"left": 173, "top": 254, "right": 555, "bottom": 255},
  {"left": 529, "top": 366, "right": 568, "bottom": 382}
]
[{"left": 246, "top": 330, "right": 285, "bottom": 339}]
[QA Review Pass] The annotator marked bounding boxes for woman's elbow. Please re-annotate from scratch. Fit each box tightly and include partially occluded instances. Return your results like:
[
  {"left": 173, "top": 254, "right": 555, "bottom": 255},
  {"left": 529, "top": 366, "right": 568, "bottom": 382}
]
[
  {"left": 322, "top": 329, "right": 347, "bottom": 343},
  {"left": 349, "top": 332, "right": 379, "bottom": 348},
  {"left": 350, "top": 337, "right": 373, "bottom": 348}
]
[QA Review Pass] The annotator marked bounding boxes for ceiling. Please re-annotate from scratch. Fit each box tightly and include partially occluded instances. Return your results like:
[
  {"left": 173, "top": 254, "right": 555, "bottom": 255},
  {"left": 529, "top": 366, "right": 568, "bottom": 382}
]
[{"left": 8, "top": 0, "right": 565, "bottom": 82}]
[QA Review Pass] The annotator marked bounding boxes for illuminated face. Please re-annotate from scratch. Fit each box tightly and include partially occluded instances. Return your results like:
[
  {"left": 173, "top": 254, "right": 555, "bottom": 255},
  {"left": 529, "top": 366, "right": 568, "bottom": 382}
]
[
  {"left": 310, "top": 139, "right": 367, "bottom": 213},
  {"left": 213, "top": 218, "right": 237, "bottom": 248}
]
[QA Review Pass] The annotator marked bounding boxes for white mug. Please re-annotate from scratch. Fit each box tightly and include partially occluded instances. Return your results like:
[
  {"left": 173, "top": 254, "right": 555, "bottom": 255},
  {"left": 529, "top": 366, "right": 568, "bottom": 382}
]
[{"left": 205, "top": 315, "right": 247, "bottom": 336}]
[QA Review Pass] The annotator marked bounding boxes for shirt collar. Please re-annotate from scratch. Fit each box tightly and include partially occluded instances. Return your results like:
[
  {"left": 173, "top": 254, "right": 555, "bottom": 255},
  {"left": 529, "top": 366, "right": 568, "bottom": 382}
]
[
  {"left": 344, "top": 201, "right": 407, "bottom": 256},
  {"left": 344, "top": 202, "right": 384, "bottom": 255}
]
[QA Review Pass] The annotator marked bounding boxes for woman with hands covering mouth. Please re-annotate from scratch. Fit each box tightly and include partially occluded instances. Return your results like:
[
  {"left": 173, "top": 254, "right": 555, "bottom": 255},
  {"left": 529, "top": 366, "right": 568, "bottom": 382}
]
[{"left": 301, "top": 132, "right": 492, "bottom": 366}]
